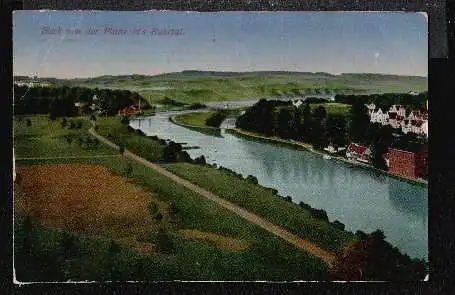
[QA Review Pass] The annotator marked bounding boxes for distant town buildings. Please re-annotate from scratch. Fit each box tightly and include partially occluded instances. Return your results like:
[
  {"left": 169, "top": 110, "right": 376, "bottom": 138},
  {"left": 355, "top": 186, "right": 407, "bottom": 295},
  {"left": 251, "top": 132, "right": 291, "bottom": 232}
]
[
  {"left": 14, "top": 79, "right": 52, "bottom": 87},
  {"left": 365, "top": 103, "right": 428, "bottom": 138}
]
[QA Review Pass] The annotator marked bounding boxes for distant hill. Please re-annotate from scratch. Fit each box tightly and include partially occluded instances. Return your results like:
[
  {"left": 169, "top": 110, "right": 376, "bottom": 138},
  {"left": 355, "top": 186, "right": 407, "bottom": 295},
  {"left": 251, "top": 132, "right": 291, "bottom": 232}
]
[{"left": 14, "top": 71, "right": 427, "bottom": 104}]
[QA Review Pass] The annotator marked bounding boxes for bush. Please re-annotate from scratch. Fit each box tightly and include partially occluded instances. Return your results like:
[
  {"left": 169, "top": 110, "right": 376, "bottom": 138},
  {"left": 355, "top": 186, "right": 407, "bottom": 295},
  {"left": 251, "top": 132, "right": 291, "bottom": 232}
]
[
  {"left": 61, "top": 118, "right": 68, "bottom": 128},
  {"left": 69, "top": 121, "right": 76, "bottom": 129},
  {"left": 355, "top": 230, "right": 368, "bottom": 240},
  {"left": 76, "top": 121, "right": 83, "bottom": 129},
  {"left": 119, "top": 146, "right": 125, "bottom": 155},
  {"left": 194, "top": 155, "right": 206, "bottom": 165},
  {"left": 120, "top": 116, "right": 130, "bottom": 125},
  {"left": 123, "top": 162, "right": 133, "bottom": 177},
  {"left": 178, "top": 151, "right": 192, "bottom": 163},
  {"left": 26, "top": 119, "right": 31, "bottom": 127},
  {"left": 205, "top": 110, "right": 228, "bottom": 128},
  {"left": 298, "top": 201, "right": 312, "bottom": 211},
  {"left": 310, "top": 208, "right": 329, "bottom": 221},
  {"left": 284, "top": 196, "right": 293, "bottom": 203},
  {"left": 155, "top": 228, "right": 173, "bottom": 254},
  {"left": 332, "top": 220, "right": 346, "bottom": 231},
  {"left": 246, "top": 175, "right": 258, "bottom": 184},
  {"left": 90, "top": 114, "right": 97, "bottom": 121}
]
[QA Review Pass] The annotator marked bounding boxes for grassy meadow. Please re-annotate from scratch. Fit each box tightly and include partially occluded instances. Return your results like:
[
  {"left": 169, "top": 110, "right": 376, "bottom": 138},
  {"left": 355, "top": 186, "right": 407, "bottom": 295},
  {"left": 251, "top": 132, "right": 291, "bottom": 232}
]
[
  {"left": 163, "top": 162, "right": 358, "bottom": 254},
  {"left": 13, "top": 115, "right": 116, "bottom": 158},
  {"left": 14, "top": 114, "right": 331, "bottom": 281}
]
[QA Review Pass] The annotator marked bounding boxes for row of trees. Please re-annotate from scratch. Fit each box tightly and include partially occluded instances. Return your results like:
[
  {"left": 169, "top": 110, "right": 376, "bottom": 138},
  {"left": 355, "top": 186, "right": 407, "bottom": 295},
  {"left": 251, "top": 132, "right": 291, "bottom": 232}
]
[
  {"left": 236, "top": 99, "right": 349, "bottom": 150},
  {"left": 236, "top": 97, "right": 427, "bottom": 170},
  {"left": 14, "top": 84, "right": 149, "bottom": 117}
]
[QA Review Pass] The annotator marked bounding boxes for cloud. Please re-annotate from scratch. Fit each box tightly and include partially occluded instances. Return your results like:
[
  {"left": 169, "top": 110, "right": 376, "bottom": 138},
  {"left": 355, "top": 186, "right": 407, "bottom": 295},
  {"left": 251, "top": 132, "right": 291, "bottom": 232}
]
[{"left": 374, "top": 52, "right": 380, "bottom": 58}]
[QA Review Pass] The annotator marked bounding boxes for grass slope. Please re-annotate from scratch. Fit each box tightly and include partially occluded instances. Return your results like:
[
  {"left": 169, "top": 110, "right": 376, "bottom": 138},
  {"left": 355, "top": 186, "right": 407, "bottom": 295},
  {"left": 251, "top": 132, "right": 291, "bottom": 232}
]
[
  {"left": 13, "top": 115, "right": 331, "bottom": 281},
  {"left": 163, "top": 162, "right": 357, "bottom": 254}
]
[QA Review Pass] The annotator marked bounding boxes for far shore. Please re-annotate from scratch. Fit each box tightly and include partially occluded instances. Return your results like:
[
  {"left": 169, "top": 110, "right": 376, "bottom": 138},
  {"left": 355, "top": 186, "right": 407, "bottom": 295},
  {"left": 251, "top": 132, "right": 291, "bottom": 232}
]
[{"left": 225, "top": 128, "right": 428, "bottom": 187}]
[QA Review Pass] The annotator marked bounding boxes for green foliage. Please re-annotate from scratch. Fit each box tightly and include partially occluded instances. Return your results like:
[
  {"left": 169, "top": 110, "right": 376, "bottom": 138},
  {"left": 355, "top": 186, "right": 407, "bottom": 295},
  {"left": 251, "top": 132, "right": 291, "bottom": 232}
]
[
  {"left": 26, "top": 119, "right": 31, "bottom": 127},
  {"left": 120, "top": 116, "right": 130, "bottom": 125},
  {"left": 246, "top": 175, "right": 258, "bottom": 184},
  {"left": 205, "top": 110, "right": 228, "bottom": 128},
  {"left": 123, "top": 161, "right": 133, "bottom": 176},
  {"left": 61, "top": 118, "right": 68, "bottom": 128},
  {"left": 332, "top": 229, "right": 426, "bottom": 281},
  {"left": 193, "top": 155, "right": 206, "bottom": 165},
  {"left": 13, "top": 84, "right": 148, "bottom": 116}
]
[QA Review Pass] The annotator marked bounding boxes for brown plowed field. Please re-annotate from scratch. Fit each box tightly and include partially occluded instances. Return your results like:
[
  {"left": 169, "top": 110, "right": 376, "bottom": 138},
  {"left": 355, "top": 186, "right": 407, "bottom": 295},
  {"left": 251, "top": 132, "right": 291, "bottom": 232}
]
[{"left": 14, "top": 163, "right": 165, "bottom": 254}]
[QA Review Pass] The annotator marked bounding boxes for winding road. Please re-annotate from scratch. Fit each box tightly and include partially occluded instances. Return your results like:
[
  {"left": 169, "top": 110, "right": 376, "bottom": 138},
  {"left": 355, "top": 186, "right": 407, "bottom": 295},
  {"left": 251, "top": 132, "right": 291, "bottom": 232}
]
[{"left": 89, "top": 128, "right": 336, "bottom": 267}]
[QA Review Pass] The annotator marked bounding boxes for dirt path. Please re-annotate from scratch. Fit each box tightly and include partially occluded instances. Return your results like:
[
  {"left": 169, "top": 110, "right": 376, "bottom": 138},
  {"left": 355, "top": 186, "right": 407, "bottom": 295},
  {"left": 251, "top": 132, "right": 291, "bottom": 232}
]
[{"left": 89, "top": 128, "right": 336, "bottom": 266}]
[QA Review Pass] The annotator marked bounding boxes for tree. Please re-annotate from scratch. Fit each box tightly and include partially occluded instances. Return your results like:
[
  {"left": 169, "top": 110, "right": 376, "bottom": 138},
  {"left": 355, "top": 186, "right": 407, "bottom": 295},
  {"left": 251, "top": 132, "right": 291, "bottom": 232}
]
[
  {"left": 332, "top": 230, "right": 426, "bottom": 281},
  {"left": 300, "top": 103, "right": 313, "bottom": 141},
  {"left": 349, "top": 101, "right": 370, "bottom": 143},
  {"left": 26, "top": 119, "right": 31, "bottom": 127},
  {"left": 326, "top": 115, "right": 348, "bottom": 147},
  {"left": 156, "top": 228, "right": 173, "bottom": 254},
  {"left": 124, "top": 161, "right": 133, "bottom": 177},
  {"left": 310, "top": 106, "right": 328, "bottom": 149}
]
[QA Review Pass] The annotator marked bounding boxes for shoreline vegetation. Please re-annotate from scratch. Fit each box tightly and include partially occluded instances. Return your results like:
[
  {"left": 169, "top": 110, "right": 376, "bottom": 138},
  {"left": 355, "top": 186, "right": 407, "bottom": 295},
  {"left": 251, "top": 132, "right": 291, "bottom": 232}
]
[
  {"left": 169, "top": 114, "right": 222, "bottom": 137},
  {"left": 225, "top": 128, "right": 428, "bottom": 187},
  {"left": 168, "top": 108, "right": 427, "bottom": 186}
]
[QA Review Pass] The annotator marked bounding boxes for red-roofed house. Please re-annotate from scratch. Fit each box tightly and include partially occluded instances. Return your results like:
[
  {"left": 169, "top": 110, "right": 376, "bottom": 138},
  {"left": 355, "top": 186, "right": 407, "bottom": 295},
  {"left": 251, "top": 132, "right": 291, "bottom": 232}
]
[
  {"left": 118, "top": 105, "right": 138, "bottom": 116},
  {"left": 346, "top": 143, "right": 372, "bottom": 164}
]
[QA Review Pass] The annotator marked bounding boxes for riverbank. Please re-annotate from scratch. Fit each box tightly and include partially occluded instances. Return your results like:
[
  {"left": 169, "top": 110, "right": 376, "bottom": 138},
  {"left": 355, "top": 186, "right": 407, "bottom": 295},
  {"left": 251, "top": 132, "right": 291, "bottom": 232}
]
[
  {"left": 226, "top": 128, "right": 428, "bottom": 187},
  {"left": 169, "top": 115, "right": 222, "bottom": 137}
]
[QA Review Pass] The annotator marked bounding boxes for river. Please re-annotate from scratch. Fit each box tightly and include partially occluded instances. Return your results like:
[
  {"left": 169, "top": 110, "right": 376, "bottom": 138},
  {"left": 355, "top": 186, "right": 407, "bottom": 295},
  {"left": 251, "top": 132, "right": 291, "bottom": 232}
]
[{"left": 130, "top": 111, "right": 428, "bottom": 260}]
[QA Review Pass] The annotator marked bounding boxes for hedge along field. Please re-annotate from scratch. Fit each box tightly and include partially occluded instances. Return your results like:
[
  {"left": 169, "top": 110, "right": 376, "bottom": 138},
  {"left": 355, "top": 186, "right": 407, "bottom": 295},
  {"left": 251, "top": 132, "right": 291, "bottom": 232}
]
[
  {"left": 13, "top": 115, "right": 116, "bottom": 158},
  {"left": 14, "top": 155, "right": 330, "bottom": 281},
  {"left": 162, "top": 162, "right": 358, "bottom": 254}
]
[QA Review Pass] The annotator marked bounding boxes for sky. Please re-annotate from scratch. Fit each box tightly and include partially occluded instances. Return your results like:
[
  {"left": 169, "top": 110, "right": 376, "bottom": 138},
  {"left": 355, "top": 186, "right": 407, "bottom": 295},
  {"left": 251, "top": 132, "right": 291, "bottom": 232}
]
[{"left": 13, "top": 11, "right": 428, "bottom": 78}]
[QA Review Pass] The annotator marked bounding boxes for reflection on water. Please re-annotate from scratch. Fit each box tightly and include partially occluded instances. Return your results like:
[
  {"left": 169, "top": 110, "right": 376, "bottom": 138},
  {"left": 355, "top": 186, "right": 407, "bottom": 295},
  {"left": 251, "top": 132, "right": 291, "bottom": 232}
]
[
  {"left": 388, "top": 179, "right": 428, "bottom": 220},
  {"left": 131, "top": 112, "right": 428, "bottom": 260}
]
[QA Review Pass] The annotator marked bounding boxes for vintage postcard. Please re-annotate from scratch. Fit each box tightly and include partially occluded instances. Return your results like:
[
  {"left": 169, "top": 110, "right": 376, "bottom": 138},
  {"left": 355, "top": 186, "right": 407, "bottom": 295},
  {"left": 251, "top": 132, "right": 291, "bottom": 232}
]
[{"left": 13, "top": 10, "right": 428, "bottom": 282}]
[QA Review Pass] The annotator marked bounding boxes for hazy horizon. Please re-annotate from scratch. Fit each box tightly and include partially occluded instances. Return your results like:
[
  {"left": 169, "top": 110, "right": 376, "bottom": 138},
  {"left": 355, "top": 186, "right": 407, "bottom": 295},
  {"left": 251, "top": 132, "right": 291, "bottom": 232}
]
[
  {"left": 13, "top": 70, "right": 428, "bottom": 80},
  {"left": 13, "top": 11, "right": 428, "bottom": 79}
]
